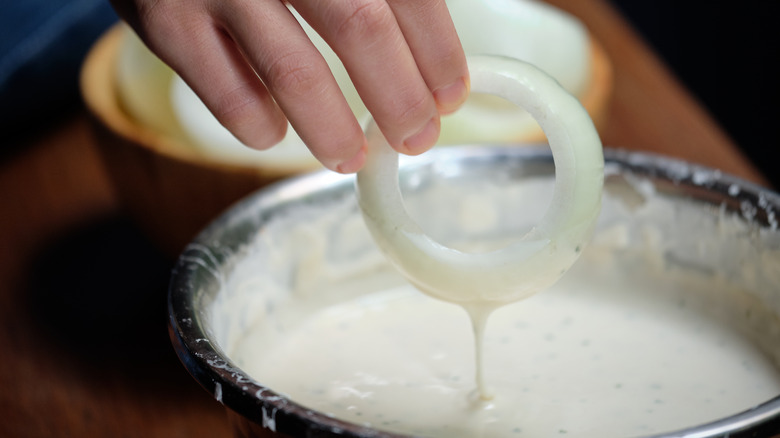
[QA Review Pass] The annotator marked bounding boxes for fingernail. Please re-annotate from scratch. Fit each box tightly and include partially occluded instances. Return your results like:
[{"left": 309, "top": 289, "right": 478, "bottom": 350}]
[
  {"left": 335, "top": 143, "right": 367, "bottom": 174},
  {"left": 402, "top": 117, "right": 440, "bottom": 154},
  {"left": 433, "top": 77, "right": 469, "bottom": 115}
]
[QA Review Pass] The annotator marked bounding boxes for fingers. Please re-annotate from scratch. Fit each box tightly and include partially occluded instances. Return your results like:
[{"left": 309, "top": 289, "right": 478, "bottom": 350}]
[
  {"left": 133, "top": 1, "right": 289, "bottom": 151},
  {"left": 292, "top": 0, "right": 466, "bottom": 155},
  {"left": 387, "top": 0, "right": 470, "bottom": 115},
  {"left": 217, "top": 0, "right": 367, "bottom": 172},
  {"left": 112, "top": 0, "right": 468, "bottom": 173}
]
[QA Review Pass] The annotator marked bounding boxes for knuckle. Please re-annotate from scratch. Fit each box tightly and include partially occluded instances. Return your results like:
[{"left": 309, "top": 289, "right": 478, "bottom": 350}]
[
  {"left": 334, "top": 0, "right": 394, "bottom": 41},
  {"left": 389, "top": 0, "right": 437, "bottom": 15},
  {"left": 211, "top": 86, "right": 260, "bottom": 131},
  {"left": 138, "top": 0, "right": 181, "bottom": 31},
  {"left": 395, "top": 90, "right": 432, "bottom": 126},
  {"left": 212, "top": 86, "right": 288, "bottom": 148},
  {"left": 262, "top": 51, "right": 320, "bottom": 98},
  {"left": 135, "top": 0, "right": 202, "bottom": 51}
]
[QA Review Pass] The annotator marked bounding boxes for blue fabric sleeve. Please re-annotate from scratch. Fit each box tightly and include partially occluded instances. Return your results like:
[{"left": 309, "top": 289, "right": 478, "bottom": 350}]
[{"left": 0, "top": 0, "right": 118, "bottom": 143}]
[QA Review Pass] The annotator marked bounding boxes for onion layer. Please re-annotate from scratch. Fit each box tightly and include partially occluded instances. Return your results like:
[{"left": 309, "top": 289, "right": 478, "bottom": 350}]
[{"left": 356, "top": 55, "right": 604, "bottom": 305}]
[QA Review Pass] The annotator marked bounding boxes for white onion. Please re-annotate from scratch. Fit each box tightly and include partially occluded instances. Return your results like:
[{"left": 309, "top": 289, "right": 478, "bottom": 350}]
[
  {"left": 356, "top": 55, "right": 604, "bottom": 305},
  {"left": 440, "top": 0, "right": 591, "bottom": 145}
]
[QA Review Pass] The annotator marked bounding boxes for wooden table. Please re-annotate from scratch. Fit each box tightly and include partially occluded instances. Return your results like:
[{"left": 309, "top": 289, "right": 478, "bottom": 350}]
[{"left": 0, "top": 1, "right": 768, "bottom": 436}]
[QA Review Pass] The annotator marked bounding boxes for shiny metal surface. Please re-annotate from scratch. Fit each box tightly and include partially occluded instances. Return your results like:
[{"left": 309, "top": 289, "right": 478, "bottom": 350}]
[{"left": 169, "top": 146, "right": 780, "bottom": 438}]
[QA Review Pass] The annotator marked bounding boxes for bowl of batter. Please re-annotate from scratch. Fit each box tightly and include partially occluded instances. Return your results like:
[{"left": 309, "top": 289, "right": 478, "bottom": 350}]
[{"left": 169, "top": 146, "right": 780, "bottom": 437}]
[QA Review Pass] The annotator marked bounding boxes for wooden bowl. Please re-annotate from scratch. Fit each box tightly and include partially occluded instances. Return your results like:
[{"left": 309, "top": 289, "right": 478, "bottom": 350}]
[{"left": 80, "top": 24, "right": 613, "bottom": 256}]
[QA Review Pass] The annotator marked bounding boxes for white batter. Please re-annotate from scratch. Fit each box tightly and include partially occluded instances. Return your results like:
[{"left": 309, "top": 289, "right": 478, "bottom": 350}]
[
  {"left": 213, "top": 173, "right": 780, "bottom": 437},
  {"left": 229, "top": 247, "right": 780, "bottom": 437}
]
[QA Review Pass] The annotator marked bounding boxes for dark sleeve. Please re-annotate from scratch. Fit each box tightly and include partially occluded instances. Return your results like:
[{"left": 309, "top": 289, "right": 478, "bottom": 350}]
[{"left": 0, "top": 0, "right": 118, "bottom": 146}]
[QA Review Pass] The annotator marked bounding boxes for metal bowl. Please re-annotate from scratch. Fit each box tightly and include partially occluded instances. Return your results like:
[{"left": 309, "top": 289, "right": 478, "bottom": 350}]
[{"left": 169, "top": 147, "right": 780, "bottom": 437}]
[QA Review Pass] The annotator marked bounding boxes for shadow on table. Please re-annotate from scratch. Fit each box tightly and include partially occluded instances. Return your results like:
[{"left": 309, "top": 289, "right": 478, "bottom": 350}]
[{"left": 23, "top": 214, "right": 203, "bottom": 397}]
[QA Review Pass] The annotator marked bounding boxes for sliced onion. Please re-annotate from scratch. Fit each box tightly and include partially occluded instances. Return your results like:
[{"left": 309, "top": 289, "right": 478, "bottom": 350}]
[{"left": 356, "top": 55, "right": 604, "bottom": 305}]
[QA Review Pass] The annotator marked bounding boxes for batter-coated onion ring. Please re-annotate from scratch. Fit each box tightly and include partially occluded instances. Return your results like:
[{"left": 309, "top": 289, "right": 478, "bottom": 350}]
[{"left": 356, "top": 55, "right": 604, "bottom": 305}]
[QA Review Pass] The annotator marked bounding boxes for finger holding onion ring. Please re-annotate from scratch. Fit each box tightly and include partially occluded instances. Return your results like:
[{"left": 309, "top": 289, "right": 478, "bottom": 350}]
[{"left": 356, "top": 55, "right": 604, "bottom": 306}]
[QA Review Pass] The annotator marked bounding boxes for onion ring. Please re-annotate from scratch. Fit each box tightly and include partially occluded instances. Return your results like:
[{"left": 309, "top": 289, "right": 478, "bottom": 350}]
[{"left": 356, "top": 55, "right": 604, "bottom": 305}]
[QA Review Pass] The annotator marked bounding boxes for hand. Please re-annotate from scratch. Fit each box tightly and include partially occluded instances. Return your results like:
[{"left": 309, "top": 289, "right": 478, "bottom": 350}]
[{"left": 110, "top": 0, "right": 469, "bottom": 173}]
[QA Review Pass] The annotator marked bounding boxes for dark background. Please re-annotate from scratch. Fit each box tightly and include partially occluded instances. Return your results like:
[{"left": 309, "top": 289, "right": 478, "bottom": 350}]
[{"left": 609, "top": 0, "right": 780, "bottom": 186}]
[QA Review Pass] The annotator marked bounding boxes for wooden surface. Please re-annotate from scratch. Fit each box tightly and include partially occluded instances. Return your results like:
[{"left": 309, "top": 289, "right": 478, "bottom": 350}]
[{"left": 0, "top": 1, "right": 769, "bottom": 437}]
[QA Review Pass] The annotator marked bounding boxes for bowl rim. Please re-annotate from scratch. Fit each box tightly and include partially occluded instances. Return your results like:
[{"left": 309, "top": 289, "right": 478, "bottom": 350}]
[{"left": 168, "top": 146, "right": 780, "bottom": 438}]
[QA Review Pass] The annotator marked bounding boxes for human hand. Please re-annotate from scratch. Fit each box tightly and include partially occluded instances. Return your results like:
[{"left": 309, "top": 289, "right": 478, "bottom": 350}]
[{"left": 109, "top": 0, "right": 469, "bottom": 173}]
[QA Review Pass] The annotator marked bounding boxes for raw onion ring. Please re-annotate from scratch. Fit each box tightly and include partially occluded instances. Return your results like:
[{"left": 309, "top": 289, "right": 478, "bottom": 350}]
[{"left": 356, "top": 55, "right": 604, "bottom": 305}]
